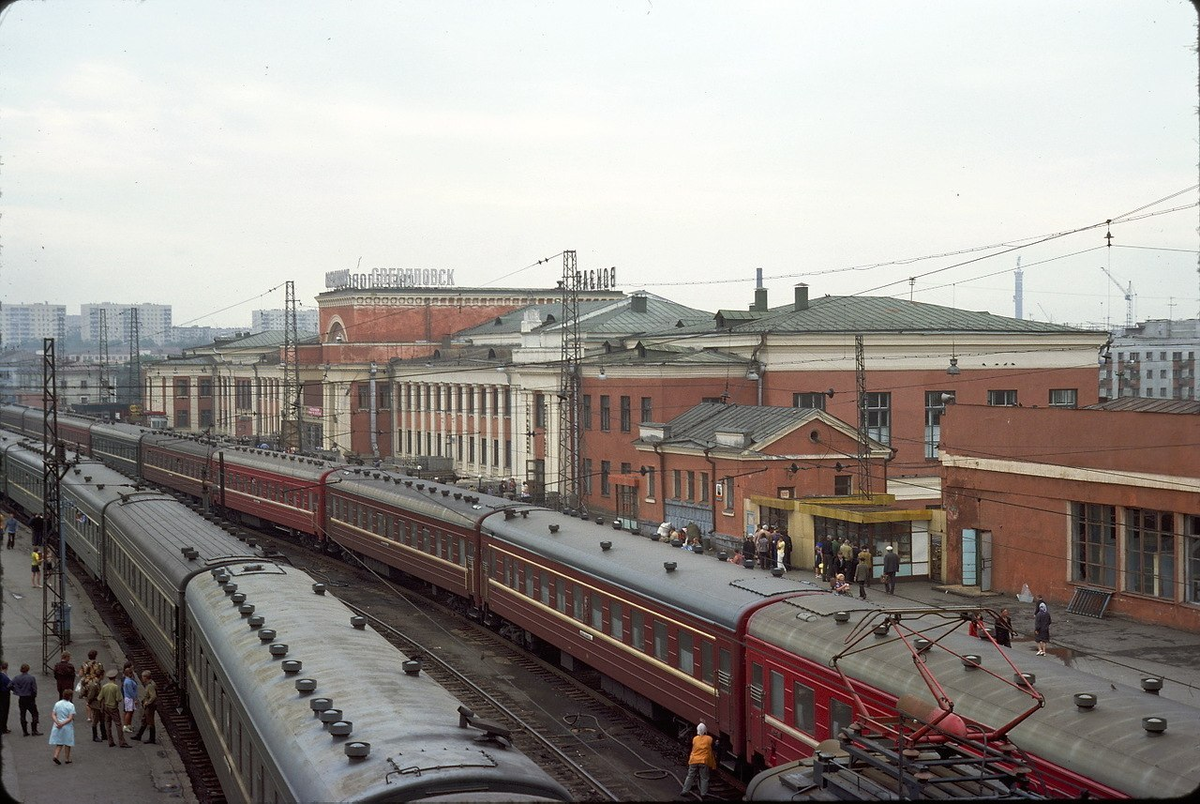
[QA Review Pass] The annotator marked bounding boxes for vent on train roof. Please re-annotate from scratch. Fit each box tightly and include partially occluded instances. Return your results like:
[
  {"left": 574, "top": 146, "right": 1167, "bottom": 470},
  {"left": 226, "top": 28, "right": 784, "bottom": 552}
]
[
  {"left": 329, "top": 721, "right": 353, "bottom": 737},
  {"left": 350, "top": 616, "right": 366, "bottom": 629},
  {"left": 1143, "top": 717, "right": 1167, "bottom": 733},
  {"left": 403, "top": 659, "right": 422, "bottom": 676},
  {"left": 664, "top": 562, "right": 677, "bottom": 573},
  {"left": 295, "top": 678, "right": 316, "bottom": 693},
  {"left": 345, "top": 742, "right": 371, "bottom": 759},
  {"left": 1074, "top": 693, "right": 1097, "bottom": 709},
  {"left": 258, "top": 629, "right": 277, "bottom": 642},
  {"left": 239, "top": 603, "right": 255, "bottom": 617},
  {"left": 312, "top": 583, "right": 326, "bottom": 595},
  {"left": 248, "top": 615, "right": 265, "bottom": 628},
  {"left": 600, "top": 541, "right": 612, "bottom": 551},
  {"left": 319, "top": 709, "right": 344, "bottom": 726},
  {"left": 269, "top": 643, "right": 288, "bottom": 657},
  {"left": 282, "top": 660, "right": 302, "bottom": 674}
]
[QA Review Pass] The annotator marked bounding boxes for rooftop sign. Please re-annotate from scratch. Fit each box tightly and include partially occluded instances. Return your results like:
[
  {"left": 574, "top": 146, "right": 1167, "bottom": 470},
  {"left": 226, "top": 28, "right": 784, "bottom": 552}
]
[{"left": 325, "top": 267, "right": 456, "bottom": 290}]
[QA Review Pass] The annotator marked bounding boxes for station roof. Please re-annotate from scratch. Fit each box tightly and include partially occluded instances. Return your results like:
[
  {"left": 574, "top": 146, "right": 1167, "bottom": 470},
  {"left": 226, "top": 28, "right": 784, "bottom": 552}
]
[{"left": 669, "top": 294, "right": 1096, "bottom": 336}]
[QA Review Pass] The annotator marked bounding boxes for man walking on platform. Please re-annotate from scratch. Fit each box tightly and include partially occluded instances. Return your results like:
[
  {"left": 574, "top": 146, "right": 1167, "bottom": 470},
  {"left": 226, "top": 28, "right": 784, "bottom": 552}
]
[
  {"left": 12, "top": 663, "right": 41, "bottom": 736},
  {"left": 883, "top": 545, "right": 900, "bottom": 595},
  {"left": 5, "top": 512, "right": 18, "bottom": 549},
  {"left": 99, "top": 670, "right": 131, "bottom": 748}
]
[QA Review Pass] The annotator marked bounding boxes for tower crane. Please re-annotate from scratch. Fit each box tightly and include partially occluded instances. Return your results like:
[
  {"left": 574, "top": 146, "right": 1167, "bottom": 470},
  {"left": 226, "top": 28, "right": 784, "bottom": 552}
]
[{"left": 1100, "top": 266, "right": 1134, "bottom": 329}]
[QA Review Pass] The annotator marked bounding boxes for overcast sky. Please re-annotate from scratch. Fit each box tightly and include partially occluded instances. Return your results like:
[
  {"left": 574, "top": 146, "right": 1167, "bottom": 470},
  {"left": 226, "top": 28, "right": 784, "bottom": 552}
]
[{"left": 1, "top": 0, "right": 1197, "bottom": 332}]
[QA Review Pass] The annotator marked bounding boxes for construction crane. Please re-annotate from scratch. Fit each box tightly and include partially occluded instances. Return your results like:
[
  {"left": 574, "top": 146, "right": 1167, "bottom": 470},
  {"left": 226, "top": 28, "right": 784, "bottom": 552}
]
[{"left": 1100, "top": 266, "right": 1134, "bottom": 329}]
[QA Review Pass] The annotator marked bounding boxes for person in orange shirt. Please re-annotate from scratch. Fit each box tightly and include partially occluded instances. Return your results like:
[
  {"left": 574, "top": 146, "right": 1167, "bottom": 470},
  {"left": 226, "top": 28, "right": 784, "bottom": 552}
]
[{"left": 679, "top": 722, "right": 717, "bottom": 798}]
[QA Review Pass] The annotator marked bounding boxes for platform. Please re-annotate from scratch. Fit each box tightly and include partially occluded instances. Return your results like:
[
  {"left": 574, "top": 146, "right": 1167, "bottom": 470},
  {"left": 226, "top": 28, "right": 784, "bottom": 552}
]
[{"left": 0, "top": 515, "right": 197, "bottom": 804}]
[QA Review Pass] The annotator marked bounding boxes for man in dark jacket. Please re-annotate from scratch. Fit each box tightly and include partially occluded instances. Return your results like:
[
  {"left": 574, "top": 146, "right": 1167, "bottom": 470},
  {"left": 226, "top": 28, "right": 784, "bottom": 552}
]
[
  {"left": 53, "top": 651, "right": 76, "bottom": 695},
  {"left": 883, "top": 545, "right": 900, "bottom": 594},
  {"left": 0, "top": 661, "right": 12, "bottom": 734},
  {"left": 11, "top": 663, "right": 40, "bottom": 736}
]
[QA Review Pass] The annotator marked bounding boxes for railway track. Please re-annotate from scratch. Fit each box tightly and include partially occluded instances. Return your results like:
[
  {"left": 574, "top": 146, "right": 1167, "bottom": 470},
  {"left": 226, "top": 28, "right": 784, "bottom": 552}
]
[{"left": 74, "top": 566, "right": 226, "bottom": 804}]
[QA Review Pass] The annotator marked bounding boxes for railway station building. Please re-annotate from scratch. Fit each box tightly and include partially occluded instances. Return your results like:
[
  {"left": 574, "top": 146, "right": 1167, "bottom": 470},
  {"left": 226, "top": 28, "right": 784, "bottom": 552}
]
[{"left": 939, "top": 399, "right": 1200, "bottom": 631}]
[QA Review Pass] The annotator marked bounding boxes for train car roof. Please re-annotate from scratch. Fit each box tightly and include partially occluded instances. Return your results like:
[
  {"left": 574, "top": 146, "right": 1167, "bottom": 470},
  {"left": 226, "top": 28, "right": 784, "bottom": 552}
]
[
  {"left": 746, "top": 595, "right": 1200, "bottom": 799},
  {"left": 332, "top": 474, "right": 816, "bottom": 630},
  {"left": 488, "top": 507, "right": 819, "bottom": 630},
  {"left": 140, "top": 432, "right": 334, "bottom": 481},
  {"left": 185, "top": 566, "right": 570, "bottom": 802}
]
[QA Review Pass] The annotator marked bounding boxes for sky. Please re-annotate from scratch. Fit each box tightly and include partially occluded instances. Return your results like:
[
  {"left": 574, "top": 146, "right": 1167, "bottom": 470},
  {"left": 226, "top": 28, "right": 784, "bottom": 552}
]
[{"left": 0, "top": 0, "right": 1197, "bottom": 332}]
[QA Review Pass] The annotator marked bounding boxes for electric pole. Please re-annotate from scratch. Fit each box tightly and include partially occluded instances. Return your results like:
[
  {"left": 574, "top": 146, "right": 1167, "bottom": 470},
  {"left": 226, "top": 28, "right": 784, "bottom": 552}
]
[
  {"left": 556, "top": 250, "right": 582, "bottom": 512},
  {"left": 42, "top": 338, "right": 71, "bottom": 671},
  {"left": 281, "top": 280, "right": 302, "bottom": 452}
]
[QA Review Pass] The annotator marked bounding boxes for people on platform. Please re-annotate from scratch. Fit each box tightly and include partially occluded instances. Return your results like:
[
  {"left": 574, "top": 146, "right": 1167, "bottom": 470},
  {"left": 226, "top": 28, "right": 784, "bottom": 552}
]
[
  {"left": 122, "top": 665, "right": 139, "bottom": 732},
  {"left": 132, "top": 670, "right": 158, "bottom": 744},
  {"left": 12, "top": 663, "right": 41, "bottom": 736},
  {"left": 83, "top": 664, "right": 107, "bottom": 742},
  {"left": 882, "top": 545, "right": 900, "bottom": 594},
  {"left": 48, "top": 688, "right": 76, "bottom": 765},
  {"left": 727, "top": 549, "right": 744, "bottom": 566},
  {"left": 31, "top": 548, "right": 43, "bottom": 588},
  {"left": 5, "top": 512, "right": 18, "bottom": 549},
  {"left": 99, "top": 669, "right": 131, "bottom": 748},
  {"left": 832, "top": 573, "right": 851, "bottom": 596},
  {"left": 994, "top": 608, "right": 1014, "bottom": 647},
  {"left": 53, "top": 651, "right": 76, "bottom": 696},
  {"left": 854, "top": 555, "right": 870, "bottom": 599},
  {"left": 1034, "top": 602, "right": 1052, "bottom": 656},
  {"left": 0, "top": 661, "right": 12, "bottom": 734}
]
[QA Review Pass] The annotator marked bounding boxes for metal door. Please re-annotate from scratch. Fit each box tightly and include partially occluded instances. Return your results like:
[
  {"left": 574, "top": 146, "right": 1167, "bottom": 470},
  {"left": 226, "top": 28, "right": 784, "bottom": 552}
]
[{"left": 980, "top": 530, "right": 993, "bottom": 591}]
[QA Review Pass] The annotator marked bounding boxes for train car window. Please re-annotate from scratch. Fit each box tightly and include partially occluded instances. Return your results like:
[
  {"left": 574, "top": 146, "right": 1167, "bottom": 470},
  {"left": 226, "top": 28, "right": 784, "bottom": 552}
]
[
  {"left": 653, "top": 621, "right": 668, "bottom": 662},
  {"left": 701, "top": 641, "right": 714, "bottom": 684},
  {"left": 610, "top": 601, "right": 623, "bottom": 640},
  {"left": 573, "top": 586, "right": 584, "bottom": 622},
  {"left": 556, "top": 581, "right": 566, "bottom": 612},
  {"left": 829, "top": 699, "right": 853, "bottom": 738},
  {"left": 632, "top": 609, "right": 644, "bottom": 651},
  {"left": 678, "top": 631, "right": 695, "bottom": 675},
  {"left": 540, "top": 574, "right": 550, "bottom": 605},
  {"left": 526, "top": 568, "right": 535, "bottom": 599},
  {"left": 591, "top": 595, "right": 603, "bottom": 630},
  {"left": 769, "top": 670, "right": 785, "bottom": 719},
  {"left": 793, "top": 682, "right": 815, "bottom": 733},
  {"left": 750, "top": 663, "right": 764, "bottom": 709},
  {"left": 459, "top": 536, "right": 467, "bottom": 565}
]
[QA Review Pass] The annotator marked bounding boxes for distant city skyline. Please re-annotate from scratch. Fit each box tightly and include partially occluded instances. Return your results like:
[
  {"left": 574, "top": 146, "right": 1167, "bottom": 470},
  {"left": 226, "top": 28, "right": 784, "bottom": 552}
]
[{"left": 1, "top": 2, "right": 1196, "bottom": 330}]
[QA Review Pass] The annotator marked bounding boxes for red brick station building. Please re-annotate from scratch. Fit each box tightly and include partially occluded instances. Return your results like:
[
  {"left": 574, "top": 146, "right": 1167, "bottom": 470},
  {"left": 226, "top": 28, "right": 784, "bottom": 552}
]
[{"left": 142, "top": 278, "right": 1200, "bottom": 632}]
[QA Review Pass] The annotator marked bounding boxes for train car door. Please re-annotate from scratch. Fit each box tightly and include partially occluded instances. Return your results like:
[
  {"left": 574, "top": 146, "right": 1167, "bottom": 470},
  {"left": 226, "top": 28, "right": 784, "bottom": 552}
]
[{"left": 747, "top": 659, "right": 765, "bottom": 758}]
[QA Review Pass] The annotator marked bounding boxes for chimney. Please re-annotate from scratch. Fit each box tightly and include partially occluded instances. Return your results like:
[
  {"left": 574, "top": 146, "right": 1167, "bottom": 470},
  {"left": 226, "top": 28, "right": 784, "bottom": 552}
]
[
  {"left": 753, "top": 287, "right": 768, "bottom": 312},
  {"left": 630, "top": 293, "right": 648, "bottom": 313},
  {"left": 753, "top": 268, "right": 768, "bottom": 312},
  {"left": 794, "top": 283, "right": 809, "bottom": 311}
]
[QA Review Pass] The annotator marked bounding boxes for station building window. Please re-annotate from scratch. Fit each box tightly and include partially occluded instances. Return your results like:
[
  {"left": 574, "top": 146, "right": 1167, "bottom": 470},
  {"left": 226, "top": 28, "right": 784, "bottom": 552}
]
[
  {"left": 1125, "top": 508, "right": 1175, "bottom": 599},
  {"left": 1072, "top": 502, "right": 1117, "bottom": 588}
]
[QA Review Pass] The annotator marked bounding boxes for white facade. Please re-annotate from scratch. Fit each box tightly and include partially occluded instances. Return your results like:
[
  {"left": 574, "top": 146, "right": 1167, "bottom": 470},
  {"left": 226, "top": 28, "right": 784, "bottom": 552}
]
[
  {"left": 1, "top": 303, "right": 67, "bottom": 346},
  {"left": 80, "top": 303, "right": 173, "bottom": 345},
  {"left": 251, "top": 308, "right": 320, "bottom": 334},
  {"left": 1101, "top": 319, "right": 1200, "bottom": 400}
]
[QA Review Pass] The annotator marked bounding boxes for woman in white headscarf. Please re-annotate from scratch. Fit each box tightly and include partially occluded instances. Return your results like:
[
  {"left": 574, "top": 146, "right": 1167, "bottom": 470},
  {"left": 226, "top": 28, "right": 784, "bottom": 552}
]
[{"left": 679, "top": 722, "right": 717, "bottom": 798}]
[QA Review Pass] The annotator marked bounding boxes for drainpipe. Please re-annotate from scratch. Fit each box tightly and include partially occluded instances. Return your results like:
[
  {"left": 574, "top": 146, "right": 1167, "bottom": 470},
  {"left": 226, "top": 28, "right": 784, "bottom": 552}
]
[
  {"left": 704, "top": 446, "right": 720, "bottom": 547},
  {"left": 749, "top": 334, "right": 766, "bottom": 406},
  {"left": 369, "top": 361, "right": 380, "bottom": 461}
]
